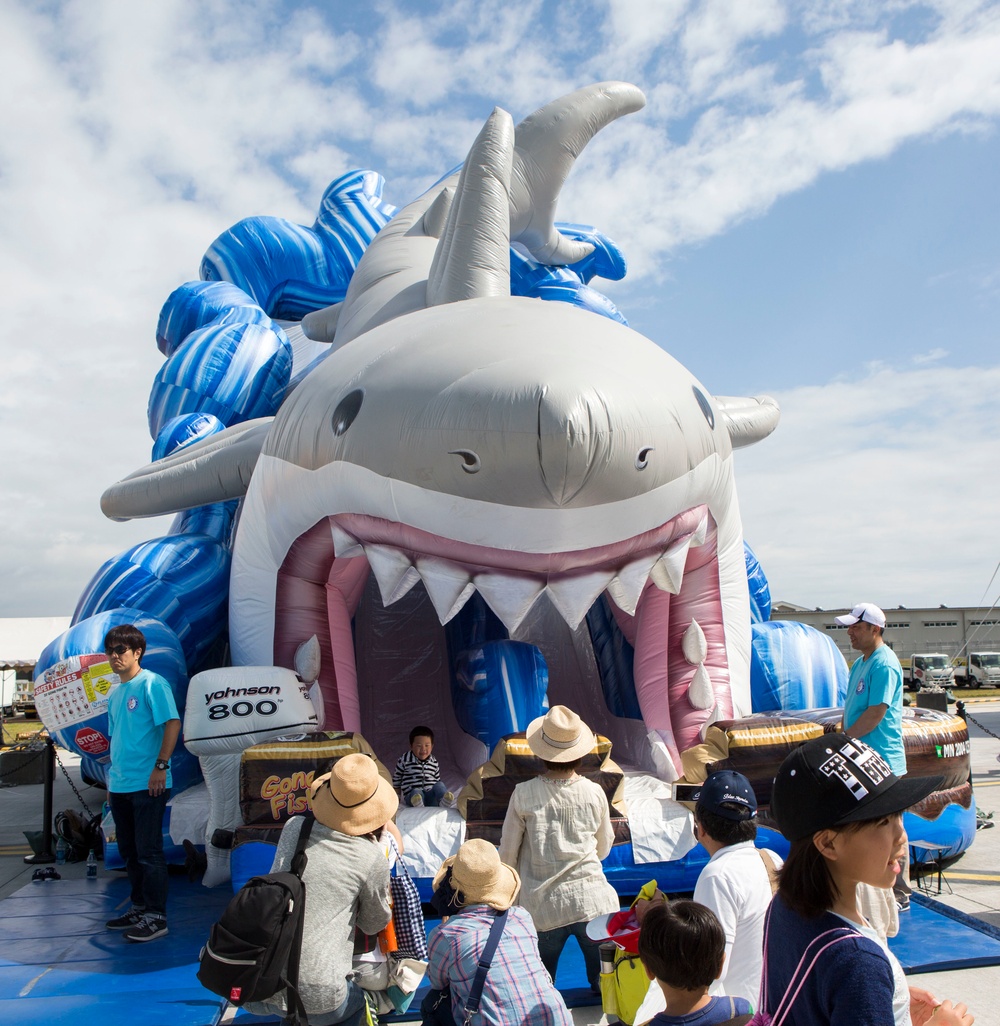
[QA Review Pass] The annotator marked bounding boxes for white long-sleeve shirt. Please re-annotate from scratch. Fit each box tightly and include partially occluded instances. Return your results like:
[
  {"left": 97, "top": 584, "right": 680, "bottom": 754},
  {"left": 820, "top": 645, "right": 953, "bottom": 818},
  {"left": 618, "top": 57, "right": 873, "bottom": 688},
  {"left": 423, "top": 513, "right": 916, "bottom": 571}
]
[{"left": 498, "top": 775, "right": 619, "bottom": 933}]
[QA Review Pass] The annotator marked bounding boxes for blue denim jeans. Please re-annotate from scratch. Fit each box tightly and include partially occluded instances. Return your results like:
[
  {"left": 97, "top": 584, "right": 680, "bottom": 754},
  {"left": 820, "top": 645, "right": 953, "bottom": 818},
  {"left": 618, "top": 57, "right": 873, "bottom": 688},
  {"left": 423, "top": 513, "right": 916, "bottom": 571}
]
[
  {"left": 406, "top": 781, "right": 447, "bottom": 807},
  {"left": 109, "top": 788, "right": 170, "bottom": 916},
  {"left": 536, "top": 919, "right": 602, "bottom": 992}
]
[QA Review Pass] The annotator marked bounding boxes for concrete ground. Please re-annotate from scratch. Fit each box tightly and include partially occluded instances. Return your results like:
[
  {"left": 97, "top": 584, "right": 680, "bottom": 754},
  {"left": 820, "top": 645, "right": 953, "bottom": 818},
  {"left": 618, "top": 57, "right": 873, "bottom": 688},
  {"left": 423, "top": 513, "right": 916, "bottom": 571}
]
[{"left": 3, "top": 703, "right": 1000, "bottom": 1025}]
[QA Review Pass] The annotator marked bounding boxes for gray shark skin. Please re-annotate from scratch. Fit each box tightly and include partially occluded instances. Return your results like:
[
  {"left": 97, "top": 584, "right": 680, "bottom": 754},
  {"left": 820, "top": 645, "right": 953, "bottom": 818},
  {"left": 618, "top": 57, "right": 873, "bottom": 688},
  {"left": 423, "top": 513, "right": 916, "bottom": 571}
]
[{"left": 101, "top": 82, "right": 779, "bottom": 781}]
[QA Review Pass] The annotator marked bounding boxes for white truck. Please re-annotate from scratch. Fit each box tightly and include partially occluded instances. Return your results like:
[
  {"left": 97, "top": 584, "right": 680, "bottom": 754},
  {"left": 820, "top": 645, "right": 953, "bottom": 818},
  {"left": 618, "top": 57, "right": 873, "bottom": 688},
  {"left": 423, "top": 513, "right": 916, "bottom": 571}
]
[
  {"left": 958, "top": 652, "right": 1000, "bottom": 689},
  {"left": 0, "top": 669, "right": 15, "bottom": 716},
  {"left": 904, "top": 653, "right": 955, "bottom": 691}
]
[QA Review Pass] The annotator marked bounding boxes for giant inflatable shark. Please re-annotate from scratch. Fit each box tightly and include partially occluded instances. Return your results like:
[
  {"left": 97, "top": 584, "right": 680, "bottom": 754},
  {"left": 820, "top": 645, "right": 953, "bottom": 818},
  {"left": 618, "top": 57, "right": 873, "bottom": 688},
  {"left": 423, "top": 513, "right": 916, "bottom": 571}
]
[{"left": 100, "top": 82, "right": 779, "bottom": 782}]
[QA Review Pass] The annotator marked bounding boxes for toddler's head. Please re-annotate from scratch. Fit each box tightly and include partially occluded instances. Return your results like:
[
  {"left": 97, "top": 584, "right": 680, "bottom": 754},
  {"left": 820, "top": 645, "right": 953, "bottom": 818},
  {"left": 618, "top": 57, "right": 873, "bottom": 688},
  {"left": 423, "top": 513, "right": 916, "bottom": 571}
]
[{"left": 409, "top": 725, "right": 435, "bottom": 761}]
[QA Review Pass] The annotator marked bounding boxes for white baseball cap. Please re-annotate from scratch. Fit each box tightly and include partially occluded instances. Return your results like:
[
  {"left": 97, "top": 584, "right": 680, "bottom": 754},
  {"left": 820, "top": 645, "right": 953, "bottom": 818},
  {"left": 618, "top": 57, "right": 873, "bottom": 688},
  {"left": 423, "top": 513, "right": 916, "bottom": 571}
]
[{"left": 835, "top": 602, "right": 886, "bottom": 629}]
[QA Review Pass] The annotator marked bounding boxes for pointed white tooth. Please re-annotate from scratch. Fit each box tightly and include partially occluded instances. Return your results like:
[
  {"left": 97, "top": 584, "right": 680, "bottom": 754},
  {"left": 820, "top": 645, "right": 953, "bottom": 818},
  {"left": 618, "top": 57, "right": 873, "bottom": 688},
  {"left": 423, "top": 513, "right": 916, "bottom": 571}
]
[
  {"left": 687, "top": 664, "right": 715, "bottom": 710},
  {"left": 682, "top": 618, "right": 708, "bottom": 665},
  {"left": 607, "top": 554, "right": 660, "bottom": 616},
  {"left": 473, "top": 573, "right": 544, "bottom": 633},
  {"left": 546, "top": 570, "right": 616, "bottom": 630},
  {"left": 650, "top": 545, "right": 686, "bottom": 593},
  {"left": 365, "top": 545, "right": 420, "bottom": 605},
  {"left": 691, "top": 512, "right": 709, "bottom": 547},
  {"left": 330, "top": 521, "right": 364, "bottom": 558},
  {"left": 700, "top": 702, "right": 722, "bottom": 741},
  {"left": 294, "top": 635, "right": 321, "bottom": 682},
  {"left": 415, "top": 557, "right": 477, "bottom": 624}
]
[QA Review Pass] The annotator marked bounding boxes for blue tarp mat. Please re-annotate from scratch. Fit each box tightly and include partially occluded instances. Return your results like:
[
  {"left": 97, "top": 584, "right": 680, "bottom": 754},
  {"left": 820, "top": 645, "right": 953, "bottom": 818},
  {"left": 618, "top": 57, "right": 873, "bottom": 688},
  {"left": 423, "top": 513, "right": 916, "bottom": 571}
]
[{"left": 890, "top": 892, "right": 1000, "bottom": 973}]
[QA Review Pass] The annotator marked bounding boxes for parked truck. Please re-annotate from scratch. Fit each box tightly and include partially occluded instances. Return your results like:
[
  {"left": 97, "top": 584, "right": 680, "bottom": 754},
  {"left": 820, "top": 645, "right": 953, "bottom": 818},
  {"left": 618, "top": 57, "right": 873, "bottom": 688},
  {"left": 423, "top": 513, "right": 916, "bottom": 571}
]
[
  {"left": 903, "top": 653, "right": 955, "bottom": 691},
  {"left": 955, "top": 652, "right": 1000, "bottom": 689},
  {"left": 0, "top": 669, "right": 15, "bottom": 716}
]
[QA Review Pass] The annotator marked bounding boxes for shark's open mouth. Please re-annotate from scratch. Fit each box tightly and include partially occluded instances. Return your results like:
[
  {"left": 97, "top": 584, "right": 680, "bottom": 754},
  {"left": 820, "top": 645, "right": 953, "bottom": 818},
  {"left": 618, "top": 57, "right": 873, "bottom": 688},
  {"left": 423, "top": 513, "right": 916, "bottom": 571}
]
[{"left": 272, "top": 503, "right": 731, "bottom": 780}]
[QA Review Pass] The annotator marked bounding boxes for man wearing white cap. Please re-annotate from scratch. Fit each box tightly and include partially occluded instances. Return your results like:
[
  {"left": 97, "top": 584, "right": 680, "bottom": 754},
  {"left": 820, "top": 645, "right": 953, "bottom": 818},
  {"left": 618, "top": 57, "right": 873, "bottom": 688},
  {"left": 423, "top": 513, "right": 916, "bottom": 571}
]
[
  {"left": 836, "top": 602, "right": 911, "bottom": 911},
  {"left": 836, "top": 603, "right": 905, "bottom": 776}
]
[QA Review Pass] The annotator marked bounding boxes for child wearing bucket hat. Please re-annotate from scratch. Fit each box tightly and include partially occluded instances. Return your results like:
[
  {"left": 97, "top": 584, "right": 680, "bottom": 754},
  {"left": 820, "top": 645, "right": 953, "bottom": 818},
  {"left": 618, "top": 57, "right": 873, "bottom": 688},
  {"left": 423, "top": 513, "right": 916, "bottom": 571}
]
[
  {"left": 244, "top": 753, "right": 398, "bottom": 1025},
  {"left": 424, "top": 839, "right": 573, "bottom": 1025},
  {"left": 498, "top": 706, "right": 619, "bottom": 993},
  {"left": 761, "top": 734, "right": 973, "bottom": 1026}
]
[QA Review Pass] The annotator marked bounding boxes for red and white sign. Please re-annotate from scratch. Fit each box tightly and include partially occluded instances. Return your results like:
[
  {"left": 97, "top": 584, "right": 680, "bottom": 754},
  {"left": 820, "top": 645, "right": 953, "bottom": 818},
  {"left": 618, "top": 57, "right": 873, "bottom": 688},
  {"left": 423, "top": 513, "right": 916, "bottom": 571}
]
[{"left": 75, "top": 727, "right": 110, "bottom": 756}]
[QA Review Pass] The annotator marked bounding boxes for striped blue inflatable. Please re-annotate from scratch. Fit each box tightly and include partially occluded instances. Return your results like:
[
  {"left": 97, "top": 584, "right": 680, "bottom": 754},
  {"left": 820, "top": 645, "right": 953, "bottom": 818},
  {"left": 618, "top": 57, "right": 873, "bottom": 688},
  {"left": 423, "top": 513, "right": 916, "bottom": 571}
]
[
  {"left": 71, "top": 533, "right": 231, "bottom": 670},
  {"left": 200, "top": 169, "right": 395, "bottom": 320},
  {"left": 148, "top": 320, "right": 292, "bottom": 437},
  {"left": 156, "top": 280, "right": 270, "bottom": 358}
]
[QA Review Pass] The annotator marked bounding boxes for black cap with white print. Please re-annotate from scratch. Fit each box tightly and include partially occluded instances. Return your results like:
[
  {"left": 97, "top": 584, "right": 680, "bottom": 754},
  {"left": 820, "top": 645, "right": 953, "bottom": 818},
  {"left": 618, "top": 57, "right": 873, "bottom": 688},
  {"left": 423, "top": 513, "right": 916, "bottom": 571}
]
[{"left": 770, "top": 734, "right": 942, "bottom": 842}]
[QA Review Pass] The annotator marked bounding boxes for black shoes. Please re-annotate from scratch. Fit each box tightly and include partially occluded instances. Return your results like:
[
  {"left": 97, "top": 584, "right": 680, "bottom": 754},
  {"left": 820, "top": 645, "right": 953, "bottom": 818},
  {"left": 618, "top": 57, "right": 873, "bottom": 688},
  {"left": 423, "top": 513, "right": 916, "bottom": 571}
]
[
  {"left": 123, "top": 914, "right": 169, "bottom": 942},
  {"left": 106, "top": 906, "right": 146, "bottom": 930}
]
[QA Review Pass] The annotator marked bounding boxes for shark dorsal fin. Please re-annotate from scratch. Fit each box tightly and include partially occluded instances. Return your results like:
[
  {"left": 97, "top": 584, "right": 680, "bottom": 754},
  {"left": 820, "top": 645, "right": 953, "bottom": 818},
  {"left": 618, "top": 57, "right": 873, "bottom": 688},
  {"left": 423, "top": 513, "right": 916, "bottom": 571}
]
[{"left": 427, "top": 108, "right": 514, "bottom": 306}]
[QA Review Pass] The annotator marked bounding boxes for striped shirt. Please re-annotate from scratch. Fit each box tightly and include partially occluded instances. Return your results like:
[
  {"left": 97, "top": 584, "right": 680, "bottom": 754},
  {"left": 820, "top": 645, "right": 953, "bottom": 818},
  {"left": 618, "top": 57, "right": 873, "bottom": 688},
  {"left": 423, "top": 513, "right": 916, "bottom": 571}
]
[
  {"left": 392, "top": 750, "right": 441, "bottom": 797},
  {"left": 426, "top": 905, "right": 573, "bottom": 1026}
]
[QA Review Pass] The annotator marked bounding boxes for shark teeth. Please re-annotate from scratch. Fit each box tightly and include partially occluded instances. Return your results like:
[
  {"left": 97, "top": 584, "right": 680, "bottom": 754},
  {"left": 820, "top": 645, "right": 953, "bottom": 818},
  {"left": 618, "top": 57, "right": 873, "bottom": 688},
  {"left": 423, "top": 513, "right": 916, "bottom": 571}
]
[
  {"left": 473, "top": 572, "right": 545, "bottom": 633},
  {"left": 546, "top": 570, "right": 616, "bottom": 630},
  {"left": 346, "top": 513, "right": 711, "bottom": 631},
  {"left": 365, "top": 545, "right": 421, "bottom": 605},
  {"left": 415, "top": 556, "right": 477, "bottom": 624}
]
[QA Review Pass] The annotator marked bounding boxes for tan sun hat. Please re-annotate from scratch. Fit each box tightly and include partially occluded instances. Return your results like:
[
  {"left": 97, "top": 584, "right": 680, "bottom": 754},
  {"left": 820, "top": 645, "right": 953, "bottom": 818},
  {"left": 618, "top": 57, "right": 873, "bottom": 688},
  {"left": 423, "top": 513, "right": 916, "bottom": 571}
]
[
  {"left": 525, "top": 705, "right": 596, "bottom": 763},
  {"left": 432, "top": 839, "right": 521, "bottom": 911},
  {"left": 310, "top": 752, "right": 398, "bottom": 836}
]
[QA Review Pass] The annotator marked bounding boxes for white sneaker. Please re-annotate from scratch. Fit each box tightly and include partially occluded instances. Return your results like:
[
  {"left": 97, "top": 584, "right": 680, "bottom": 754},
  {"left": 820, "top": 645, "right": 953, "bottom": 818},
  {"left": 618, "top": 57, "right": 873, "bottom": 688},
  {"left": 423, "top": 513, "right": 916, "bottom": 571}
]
[{"left": 408, "top": 792, "right": 424, "bottom": 807}]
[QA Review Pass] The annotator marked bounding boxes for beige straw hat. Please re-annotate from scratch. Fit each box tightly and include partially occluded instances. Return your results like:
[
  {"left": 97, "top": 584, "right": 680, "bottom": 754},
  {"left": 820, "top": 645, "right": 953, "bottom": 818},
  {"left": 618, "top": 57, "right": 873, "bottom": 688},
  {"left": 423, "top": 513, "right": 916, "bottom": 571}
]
[
  {"left": 310, "top": 752, "right": 398, "bottom": 836},
  {"left": 432, "top": 839, "right": 521, "bottom": 911},
  {"left": 525, "top": 705, "right": 596, "bottom": 762}
]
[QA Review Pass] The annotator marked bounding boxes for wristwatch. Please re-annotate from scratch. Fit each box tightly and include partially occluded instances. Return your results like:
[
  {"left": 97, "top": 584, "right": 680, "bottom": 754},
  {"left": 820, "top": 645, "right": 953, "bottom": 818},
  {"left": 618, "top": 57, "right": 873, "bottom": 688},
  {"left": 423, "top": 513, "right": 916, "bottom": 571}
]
[{"left": 154, "top": 759, "right": 169, "bottom": 771}]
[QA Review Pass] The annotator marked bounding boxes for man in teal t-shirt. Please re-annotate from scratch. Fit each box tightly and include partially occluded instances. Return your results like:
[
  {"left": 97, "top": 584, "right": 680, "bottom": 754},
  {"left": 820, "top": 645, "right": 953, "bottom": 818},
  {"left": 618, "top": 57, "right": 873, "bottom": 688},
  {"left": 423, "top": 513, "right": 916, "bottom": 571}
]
[
  {"left": 103, "top": 624, "right": 180, "bottom": 943},
  {"left": 837, "top": 601, "right": 911, "bottom": 910}
]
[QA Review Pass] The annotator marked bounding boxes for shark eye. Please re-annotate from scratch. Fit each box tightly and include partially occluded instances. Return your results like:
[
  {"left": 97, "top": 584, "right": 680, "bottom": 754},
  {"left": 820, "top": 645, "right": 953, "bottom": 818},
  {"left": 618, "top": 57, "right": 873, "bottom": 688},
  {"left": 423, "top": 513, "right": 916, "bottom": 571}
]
[
  {"left": 332, "top": 389, "right": 364, "bottom": 436},
  {"left": 693, "top": 387, "right": 715, "bottom": 430},
  {"left": 635, "top": 446, "right": 654, "bottom": 470},
  {"left": 449, "top": 449, "right": 481, "bottom": 474}
]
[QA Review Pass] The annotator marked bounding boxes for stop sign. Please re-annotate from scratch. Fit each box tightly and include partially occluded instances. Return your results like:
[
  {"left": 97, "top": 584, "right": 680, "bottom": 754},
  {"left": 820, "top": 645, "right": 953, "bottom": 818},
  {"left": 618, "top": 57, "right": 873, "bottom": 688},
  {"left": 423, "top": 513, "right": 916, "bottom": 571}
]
[{"left": 74, "top": 726, "right": 109, "bottom": 756}]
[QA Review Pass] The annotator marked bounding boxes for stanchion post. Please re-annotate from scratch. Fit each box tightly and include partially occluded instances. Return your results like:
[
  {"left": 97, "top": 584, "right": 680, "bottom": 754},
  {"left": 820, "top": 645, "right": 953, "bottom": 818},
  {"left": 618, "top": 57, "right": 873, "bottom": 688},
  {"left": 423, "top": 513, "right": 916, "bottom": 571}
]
[
  {"left": 956, "top": 699, "right": 966, "bottom": 723},
  {"left": 23, "top": 737, "right": 56, "bottom": 865}
]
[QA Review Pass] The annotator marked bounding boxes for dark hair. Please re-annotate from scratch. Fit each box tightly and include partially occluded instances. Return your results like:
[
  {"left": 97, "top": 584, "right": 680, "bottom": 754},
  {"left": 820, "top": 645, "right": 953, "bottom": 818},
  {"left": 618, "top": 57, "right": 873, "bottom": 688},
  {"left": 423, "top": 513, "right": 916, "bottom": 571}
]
[
  {"left": 696, "top": 805, "right": 758, "bottom": 846},
  {"left": 103, "top": 624, "right": 146, "bottom": 662},
  {"left": 541, "top": 757, "right": 583, "bottom": 772},
  {"left": 638, "top": 899, "right": 724, "bottom": 990},
  {"left": 779, "top": 818, "right": 870, "bottom": 918},
  {"left": 409, "top": 726, "right": 434, "bottom": 744}
]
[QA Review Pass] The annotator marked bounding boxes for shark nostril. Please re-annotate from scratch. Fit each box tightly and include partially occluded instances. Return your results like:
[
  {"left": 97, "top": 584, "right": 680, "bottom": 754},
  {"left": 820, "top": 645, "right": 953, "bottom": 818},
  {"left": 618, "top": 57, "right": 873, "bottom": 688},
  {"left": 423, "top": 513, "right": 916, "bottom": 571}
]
[
  {"left": 449, "top": 449, "right": 481, "bottom": 473},
  {"left": 635, "top": 446, "right": 654, "bottom": 470}
]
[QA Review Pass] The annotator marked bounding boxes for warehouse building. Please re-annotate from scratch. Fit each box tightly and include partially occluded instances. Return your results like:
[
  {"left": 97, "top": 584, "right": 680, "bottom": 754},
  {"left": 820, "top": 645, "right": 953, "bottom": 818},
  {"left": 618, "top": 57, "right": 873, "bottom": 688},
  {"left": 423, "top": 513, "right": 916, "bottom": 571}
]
[{"left": 771, "top": 603, "right": 1000, "bottom": 666}]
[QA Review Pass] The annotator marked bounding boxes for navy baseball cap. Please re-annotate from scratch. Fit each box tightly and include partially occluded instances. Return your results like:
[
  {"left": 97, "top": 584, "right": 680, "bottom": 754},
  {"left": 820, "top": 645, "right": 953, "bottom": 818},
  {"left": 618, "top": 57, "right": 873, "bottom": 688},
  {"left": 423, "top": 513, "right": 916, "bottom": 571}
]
[{"left": 693, "top": 770, "right": 758, "bottom": 821}]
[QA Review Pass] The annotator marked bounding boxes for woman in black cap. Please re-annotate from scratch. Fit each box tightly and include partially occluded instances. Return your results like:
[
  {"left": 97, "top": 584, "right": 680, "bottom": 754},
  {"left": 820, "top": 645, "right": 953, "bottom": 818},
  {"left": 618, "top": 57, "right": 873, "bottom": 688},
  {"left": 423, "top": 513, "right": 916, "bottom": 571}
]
[{"left": 763, "top": 734, "right": 972, "bottom": 1026}]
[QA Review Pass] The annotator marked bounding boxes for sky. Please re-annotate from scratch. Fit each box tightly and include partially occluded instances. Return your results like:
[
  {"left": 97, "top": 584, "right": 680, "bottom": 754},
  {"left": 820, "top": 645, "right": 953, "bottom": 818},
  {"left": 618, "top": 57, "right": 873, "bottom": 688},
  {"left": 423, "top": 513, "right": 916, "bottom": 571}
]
[{"left": 1, "top": 0, "right": 999, "bottom": 619}]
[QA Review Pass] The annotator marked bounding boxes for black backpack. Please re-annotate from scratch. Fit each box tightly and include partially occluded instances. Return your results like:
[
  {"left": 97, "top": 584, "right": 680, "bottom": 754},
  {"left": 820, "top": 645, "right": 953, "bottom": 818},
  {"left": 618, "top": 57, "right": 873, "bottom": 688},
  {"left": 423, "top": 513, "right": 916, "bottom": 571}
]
[{"left": 197, "top": 814, "right": 315, "bottom": 1024}]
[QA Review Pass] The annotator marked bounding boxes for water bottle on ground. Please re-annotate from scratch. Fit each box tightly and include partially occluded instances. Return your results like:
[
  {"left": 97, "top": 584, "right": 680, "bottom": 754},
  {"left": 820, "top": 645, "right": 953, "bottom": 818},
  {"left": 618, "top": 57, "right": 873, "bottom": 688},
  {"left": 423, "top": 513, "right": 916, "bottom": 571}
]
[
  {"left": 86, "top": 849, "right": 97, "bottom": 880},
  {"left": 55, "top": 836, "right": 66, "bottom": 866}
]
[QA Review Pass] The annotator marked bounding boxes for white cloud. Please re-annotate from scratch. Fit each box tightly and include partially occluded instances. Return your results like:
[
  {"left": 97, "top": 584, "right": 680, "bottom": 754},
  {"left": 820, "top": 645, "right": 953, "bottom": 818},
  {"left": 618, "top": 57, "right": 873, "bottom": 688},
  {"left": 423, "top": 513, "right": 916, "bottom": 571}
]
[
  {"left": 0, "top": 0, "right": 999, "bottom": 620},
  {"left": 736, "top": 361, "right": 1000, "bottom": 609}
]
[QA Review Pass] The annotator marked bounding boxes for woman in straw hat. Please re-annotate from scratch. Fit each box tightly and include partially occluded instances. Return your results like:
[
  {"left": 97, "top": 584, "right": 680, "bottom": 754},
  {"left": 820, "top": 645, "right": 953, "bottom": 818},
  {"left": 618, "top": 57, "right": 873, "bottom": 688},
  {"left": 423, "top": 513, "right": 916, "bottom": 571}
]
[
  {"left": 244, "top": 752, "right": 398, "bottom": 1026},
  {"left": 425, "top": 838, "right": 573, "bottom": 1025},
  {"left": 498, "top": 705, "right": 619, "bottom": 993}
]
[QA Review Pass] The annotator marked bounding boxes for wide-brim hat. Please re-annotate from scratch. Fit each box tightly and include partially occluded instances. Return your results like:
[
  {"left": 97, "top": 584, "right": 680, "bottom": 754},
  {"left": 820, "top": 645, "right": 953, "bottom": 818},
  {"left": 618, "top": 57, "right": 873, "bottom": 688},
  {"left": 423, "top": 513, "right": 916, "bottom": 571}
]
[
  {"left": 771, "top": 734, "right": 941, "bottom": 842},
  {"left": 310, "top": 752, "right": 398, "bottom": 836},
  {"left": 525, "top": 705, "right": 596, "bottom": 763},
  {"left": 432, "top": 839, "right": 521, "bottom": 911}
]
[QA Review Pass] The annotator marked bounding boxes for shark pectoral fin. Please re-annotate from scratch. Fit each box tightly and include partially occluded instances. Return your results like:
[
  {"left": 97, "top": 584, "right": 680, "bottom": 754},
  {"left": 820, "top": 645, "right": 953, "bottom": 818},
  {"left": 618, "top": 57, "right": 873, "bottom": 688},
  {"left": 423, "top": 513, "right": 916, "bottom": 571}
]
[
  {"left": 715, "top": 395, "right": 781, "bottom": 449},
  {"left": 101, "top": 417, "right": 272, "bottom": 520},
  {"left": 510, "top": 81, "right": 646, "bottom": 266},
  {"left": 301, "top": 302, "right": 343, "bottom": 343},
  {"left": 427, "top": 107, "right": 514, "bottom": 305}
]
